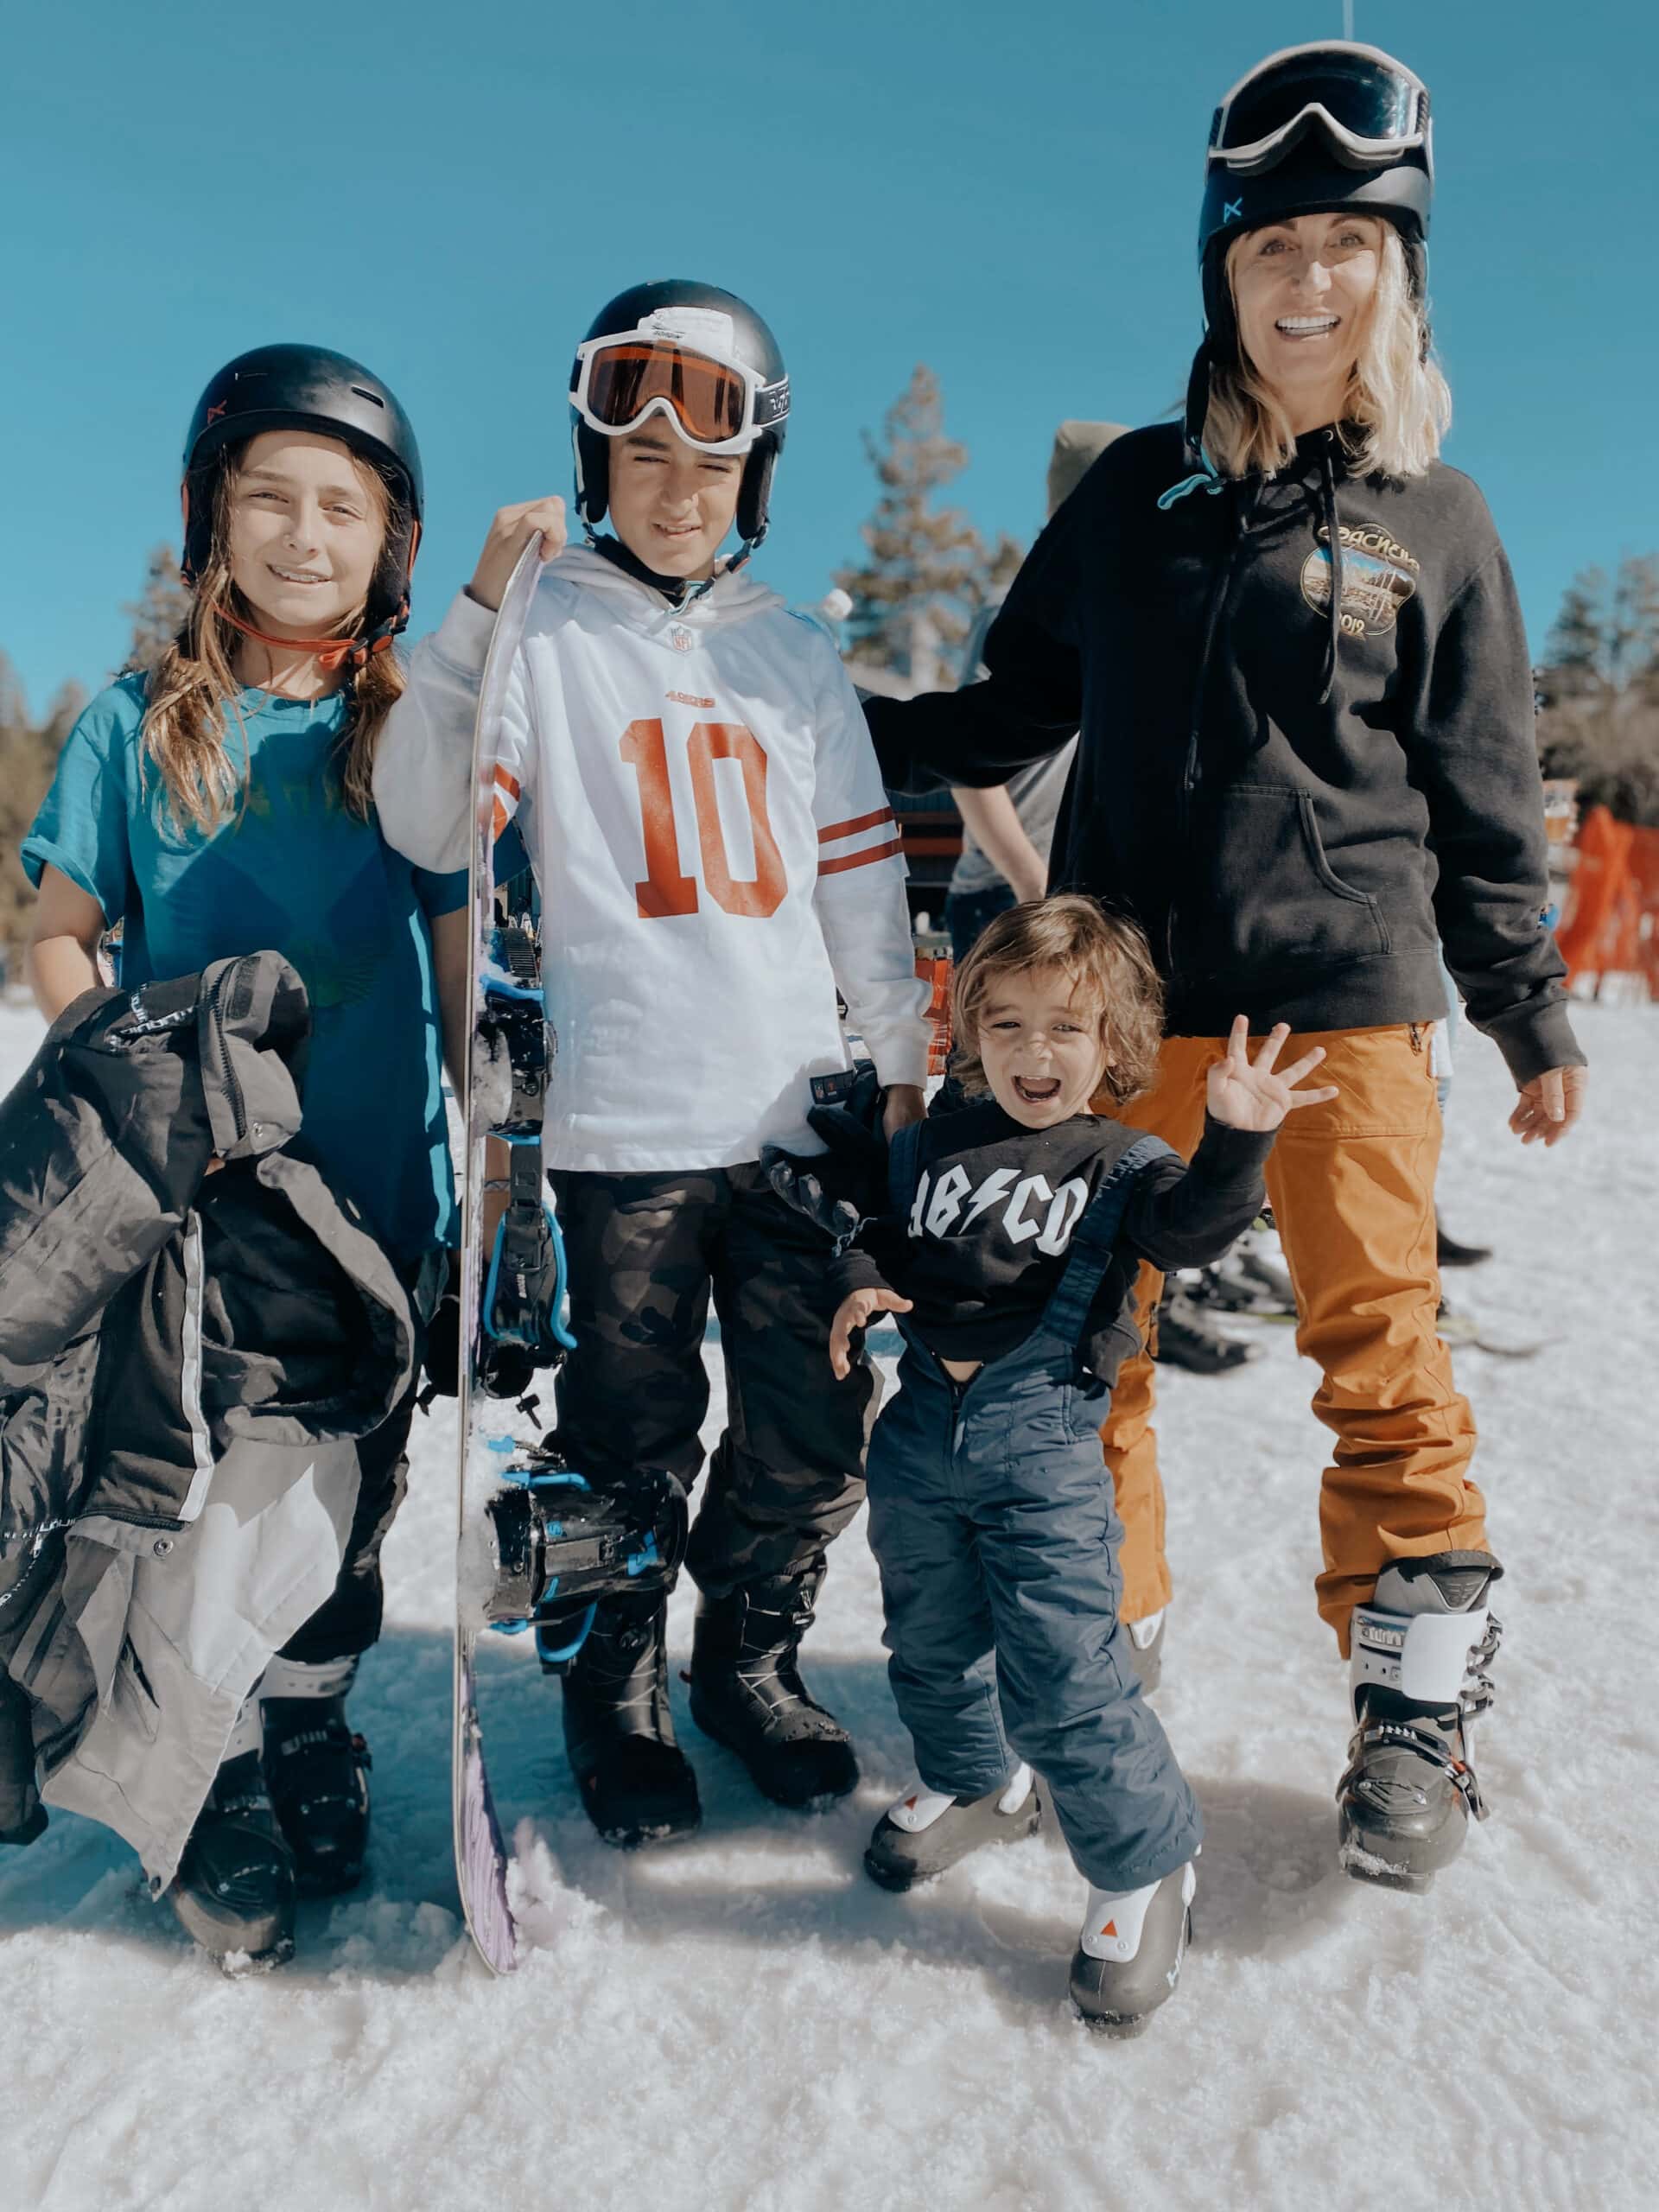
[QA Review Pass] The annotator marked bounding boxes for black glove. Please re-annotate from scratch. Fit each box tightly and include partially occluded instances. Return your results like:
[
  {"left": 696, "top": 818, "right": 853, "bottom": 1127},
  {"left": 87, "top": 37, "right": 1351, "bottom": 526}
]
[
  {"left": 761, "top": 1146, "right": 863, "bottom": 1250},
  {"left": 805, "top": 1061, "right": 888, "bottom": 1191}
]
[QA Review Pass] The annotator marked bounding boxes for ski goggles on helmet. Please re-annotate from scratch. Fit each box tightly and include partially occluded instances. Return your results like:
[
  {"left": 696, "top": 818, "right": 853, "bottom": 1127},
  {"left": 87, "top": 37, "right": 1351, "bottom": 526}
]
[
  {"left": 570, "top": 312, "right": 788, "bottom": 455},
  {"left": 1208, "top": 43, "right": 1429, "bottom": 177}
]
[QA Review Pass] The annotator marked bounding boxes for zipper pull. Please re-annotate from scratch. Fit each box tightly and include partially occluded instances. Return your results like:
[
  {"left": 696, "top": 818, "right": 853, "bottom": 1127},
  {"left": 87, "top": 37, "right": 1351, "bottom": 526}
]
[{"left": 1408, "top": 1023, "right": 1423, "bottom": 1053}]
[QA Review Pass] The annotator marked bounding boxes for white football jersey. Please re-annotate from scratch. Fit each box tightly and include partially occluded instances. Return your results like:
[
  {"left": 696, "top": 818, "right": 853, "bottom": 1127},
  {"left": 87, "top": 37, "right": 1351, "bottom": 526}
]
[{"left": 374, "top": 546, "right": 929, "bottom": 1172}]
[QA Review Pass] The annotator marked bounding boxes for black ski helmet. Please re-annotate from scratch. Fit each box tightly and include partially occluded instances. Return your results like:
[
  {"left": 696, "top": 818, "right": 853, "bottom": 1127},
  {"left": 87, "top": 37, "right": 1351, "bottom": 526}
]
[
  {"left": 569, "top": 281, "right": 790, "bottom": 553},
  {"left": 1190, "top": 41, "right": 1433, "bottom": 448},
  {"left": 181, "top": 343, "right": 423, "bottom": 654}
]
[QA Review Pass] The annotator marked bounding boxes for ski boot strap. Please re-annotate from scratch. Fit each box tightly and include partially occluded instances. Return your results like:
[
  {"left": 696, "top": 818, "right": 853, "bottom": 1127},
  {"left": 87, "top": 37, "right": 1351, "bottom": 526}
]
[
  {"left": 1351, "top": 1600, "right": 1496, "bottom": 1712},
  {"left": 1338, "top": 1715, "right": 1491, "bottom": 1822}
]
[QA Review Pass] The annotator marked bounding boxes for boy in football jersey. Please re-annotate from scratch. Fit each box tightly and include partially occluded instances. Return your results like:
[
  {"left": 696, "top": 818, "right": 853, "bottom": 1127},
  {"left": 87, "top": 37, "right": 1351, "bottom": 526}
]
[{"left": 372, "top": 281, "right": 930, "bottom": 1848}]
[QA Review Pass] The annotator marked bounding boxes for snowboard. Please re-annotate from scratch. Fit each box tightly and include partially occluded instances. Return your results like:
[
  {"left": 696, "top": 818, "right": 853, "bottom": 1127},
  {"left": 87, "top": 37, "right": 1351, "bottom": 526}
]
[{"left": 451, "top": 539, "right": 569, "bottom": 1977}]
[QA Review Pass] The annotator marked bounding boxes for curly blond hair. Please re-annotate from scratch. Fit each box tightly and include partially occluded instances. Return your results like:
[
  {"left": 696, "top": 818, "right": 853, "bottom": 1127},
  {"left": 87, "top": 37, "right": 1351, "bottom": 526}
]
[{"left": 952, "top": 896, "right": 1165, "bottom": 1107}]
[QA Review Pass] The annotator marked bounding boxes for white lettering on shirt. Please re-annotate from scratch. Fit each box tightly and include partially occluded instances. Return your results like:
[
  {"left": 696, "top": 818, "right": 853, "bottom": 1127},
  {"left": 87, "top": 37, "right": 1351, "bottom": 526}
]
[
  {"left": 1003, "top": 1173, "right": 1053, "bottom": 1243},
  {"left": 924, "top": 1164, "right": 973, "bottom": 1237}
]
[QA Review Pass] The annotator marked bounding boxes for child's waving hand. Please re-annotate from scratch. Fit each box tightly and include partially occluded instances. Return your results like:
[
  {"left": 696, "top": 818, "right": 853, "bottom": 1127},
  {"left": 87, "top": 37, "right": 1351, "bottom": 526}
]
[{"left": 1206, "top": 1018, "right": 1339, "bottom": 1132}]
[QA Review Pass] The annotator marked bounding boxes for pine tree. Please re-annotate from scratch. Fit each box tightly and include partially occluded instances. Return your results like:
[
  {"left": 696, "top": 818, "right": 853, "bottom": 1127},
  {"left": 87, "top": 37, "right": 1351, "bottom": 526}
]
[
  {"left": 834, "top": 366, "right": 1023, "bottom": 691},
  {"left": 123, "top": 543, "right": 192, "bottom": 675},
  {"left": 1536, "top": 557, "right": 1659, "bottom": 826},
  {"left": 0, "top": 661, "right": 85, "bottom": 985}
]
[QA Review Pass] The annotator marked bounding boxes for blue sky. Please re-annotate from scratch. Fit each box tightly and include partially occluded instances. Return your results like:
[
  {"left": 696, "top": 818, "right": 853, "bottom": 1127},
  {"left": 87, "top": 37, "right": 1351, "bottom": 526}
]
[{"left": 4, "top": 0, "right": 1655, "bottom": 715}]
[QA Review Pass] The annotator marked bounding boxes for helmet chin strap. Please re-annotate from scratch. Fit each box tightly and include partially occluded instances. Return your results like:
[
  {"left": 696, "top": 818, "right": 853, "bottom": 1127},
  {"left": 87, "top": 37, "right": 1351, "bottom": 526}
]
[{"left": 215, "top": 601, "right": 387, "bottom": 674}]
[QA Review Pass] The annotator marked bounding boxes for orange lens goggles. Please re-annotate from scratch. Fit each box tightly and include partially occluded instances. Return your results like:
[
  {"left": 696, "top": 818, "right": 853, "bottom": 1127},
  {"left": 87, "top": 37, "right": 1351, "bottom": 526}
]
[{"left": 581, "top": 341, "right": 753, "bottom": 448}]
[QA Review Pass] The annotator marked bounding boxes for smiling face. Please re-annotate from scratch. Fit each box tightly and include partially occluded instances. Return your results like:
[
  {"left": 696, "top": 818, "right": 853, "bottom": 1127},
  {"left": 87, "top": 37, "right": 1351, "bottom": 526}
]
[
  {"left": 971, "top": 964, "right": 1110, "bottom": 1131},
  {"left": 606, "top": 422, "right": 744, "bottom": 580},
  {"left": 1229, "top": 211, "right": 1383, "bottom": 433},
  {"left": 225, "top": 429, "right": 387, "bottom": 637}
]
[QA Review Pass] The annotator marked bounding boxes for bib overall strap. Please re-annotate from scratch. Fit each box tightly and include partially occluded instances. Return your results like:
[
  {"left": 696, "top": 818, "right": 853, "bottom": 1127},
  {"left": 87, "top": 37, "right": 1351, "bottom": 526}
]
[
  {"left": 886, "top": 1117, "right": 927, "bottom": 1224},
  {"left": 1041, "top": 1132, "right": 1177, "bottom": 1346}
]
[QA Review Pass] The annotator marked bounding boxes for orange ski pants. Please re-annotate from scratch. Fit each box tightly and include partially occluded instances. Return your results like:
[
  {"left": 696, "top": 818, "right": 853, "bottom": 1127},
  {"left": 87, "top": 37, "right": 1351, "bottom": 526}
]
[{"left": 1095, "top": 1026, "right": 1485, "bottom": 1653}]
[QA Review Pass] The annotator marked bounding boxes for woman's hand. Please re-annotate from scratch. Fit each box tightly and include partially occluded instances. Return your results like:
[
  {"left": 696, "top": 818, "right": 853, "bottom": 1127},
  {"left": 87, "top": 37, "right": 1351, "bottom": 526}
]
[
  {"left": 1205, "top": 1017, "right": 1338, "bottom": 1132},
  {"left": 881, "top": 1084, "right": 927, "bottom": 1141},
  {"left": 1508, "top": 1064, "right": 1587, "bottom": 1147},
  {"left": 465, "top": 497, "right": 568, "bottom": 613},
  {"left": 830, "top": 1287, "right": 912, "bottom": 1378}
]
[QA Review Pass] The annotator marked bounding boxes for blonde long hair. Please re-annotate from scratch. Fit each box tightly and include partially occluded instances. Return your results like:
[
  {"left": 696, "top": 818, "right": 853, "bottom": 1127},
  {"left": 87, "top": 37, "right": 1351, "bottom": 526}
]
[
  {"left": 141, "top": 445, "right": 404, "bottom": 836},
  {"left": 1205, "top": 224, "right": 1452, "bottom": 481}
]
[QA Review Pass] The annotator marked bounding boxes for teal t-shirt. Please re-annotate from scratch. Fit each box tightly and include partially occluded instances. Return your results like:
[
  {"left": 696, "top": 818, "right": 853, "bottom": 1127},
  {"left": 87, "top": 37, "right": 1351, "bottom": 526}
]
[{"left": 23, "top": 674, "right": 465, "bottom": 1262}]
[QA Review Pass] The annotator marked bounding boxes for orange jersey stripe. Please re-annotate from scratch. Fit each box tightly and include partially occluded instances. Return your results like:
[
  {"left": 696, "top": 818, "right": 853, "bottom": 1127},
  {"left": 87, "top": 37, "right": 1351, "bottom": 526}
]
[
  {"left": 818, "top": 805, "right": 894, "bottom": 843},
  {"left": 494, "top": 765, "right": 522, "bottom": 801},
  {"left": 818, "top": 836, "right": 905, "bottom": 877}
]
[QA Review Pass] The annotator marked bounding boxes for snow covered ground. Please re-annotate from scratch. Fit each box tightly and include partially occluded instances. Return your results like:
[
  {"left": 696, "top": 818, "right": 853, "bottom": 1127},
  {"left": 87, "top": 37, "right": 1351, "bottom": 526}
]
[{"left": 2, "top": 995, "right": 1655, "bottom": 2212}]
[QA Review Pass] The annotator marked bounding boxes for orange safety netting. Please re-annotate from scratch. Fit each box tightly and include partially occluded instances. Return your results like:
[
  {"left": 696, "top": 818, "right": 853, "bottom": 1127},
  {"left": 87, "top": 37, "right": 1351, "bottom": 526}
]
[{"left": 1555, "top": 804, "right": 1659, "bottom": 999}]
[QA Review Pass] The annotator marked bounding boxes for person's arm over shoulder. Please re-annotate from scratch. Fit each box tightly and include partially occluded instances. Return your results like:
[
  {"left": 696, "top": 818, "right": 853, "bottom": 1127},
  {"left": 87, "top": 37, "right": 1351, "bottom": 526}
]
[
  {"left": 805, "top": 629, "right": 931, "bottom": 1092},
  {"left": 1119, "top": 1116, "right": 1274, "bottom": 1273},
  {"left": 862, "top": 502, "right": 1084, "bottom": 795},
  {"left": 1403, "top": 486, "right": 1583, "bottom": 1085}
]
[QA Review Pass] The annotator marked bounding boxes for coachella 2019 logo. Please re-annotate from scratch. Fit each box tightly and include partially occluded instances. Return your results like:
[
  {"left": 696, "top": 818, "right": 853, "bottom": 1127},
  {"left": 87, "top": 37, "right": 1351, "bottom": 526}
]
[{"left": 1300, "top": 522, "right": 1421, "bottom": 639}]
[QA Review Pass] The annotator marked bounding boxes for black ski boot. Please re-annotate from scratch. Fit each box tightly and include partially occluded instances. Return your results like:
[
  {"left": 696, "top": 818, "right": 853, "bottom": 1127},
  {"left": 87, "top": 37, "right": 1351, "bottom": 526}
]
[
  {"left": 1069, "top": 1861, "right": 1197, "bottom": 2037},
  {"left": 169, "top": 1702, "right": 296, "bottom": 1972},
  {"left": 864, "top": 1764, "right": 1040, "bottom": 1891},
  {"left": 261, "top": 1656, "right": 372, "bottom": 1897},
  {"left": 1338, "top": 1551, "right": 1503, "bottom": 1893},
  {"left": 562, "top": 1589, "right": 701, "bottom": 1848},
  {"left": 689, "top": 1566, "right": 857, "bottom": 1809}
]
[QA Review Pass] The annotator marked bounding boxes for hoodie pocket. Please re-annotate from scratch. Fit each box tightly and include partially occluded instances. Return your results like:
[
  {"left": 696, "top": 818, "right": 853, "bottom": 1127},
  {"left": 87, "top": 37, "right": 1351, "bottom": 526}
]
[{"left": 1185, "top": 787, "right": 1389, "bottom": 979}]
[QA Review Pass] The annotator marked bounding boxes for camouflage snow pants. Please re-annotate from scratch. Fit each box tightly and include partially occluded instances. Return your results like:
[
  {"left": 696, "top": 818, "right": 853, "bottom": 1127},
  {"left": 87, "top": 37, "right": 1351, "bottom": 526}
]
[{"left": 548, "top": 1165, "right": 874, "bottom": 1597}]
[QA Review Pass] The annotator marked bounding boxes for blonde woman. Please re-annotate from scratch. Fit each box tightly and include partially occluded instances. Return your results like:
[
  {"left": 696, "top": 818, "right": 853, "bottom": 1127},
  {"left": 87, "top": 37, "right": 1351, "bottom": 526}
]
[
  {"left": 866, "top": 43, "right": 1586, "bottom": 1900},
  {"left": 21, "top": 346, "right": 485, "bottom": 1961}
]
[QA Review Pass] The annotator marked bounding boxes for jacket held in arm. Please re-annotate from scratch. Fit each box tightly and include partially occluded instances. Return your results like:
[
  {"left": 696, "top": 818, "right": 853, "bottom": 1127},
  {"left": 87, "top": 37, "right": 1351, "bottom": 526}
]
[
  {"left": 865, "top": 423, "right": 1581, "bottom": 1087},
  {"left": 0, "top": 954, "right": 416, "bottom": 1882}
]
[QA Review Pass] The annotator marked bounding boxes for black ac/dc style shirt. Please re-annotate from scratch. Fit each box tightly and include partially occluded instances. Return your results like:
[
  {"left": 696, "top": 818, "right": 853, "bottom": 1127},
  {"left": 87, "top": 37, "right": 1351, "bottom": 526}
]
[{"left": 829, "top": 1096, "right": 1274, "bottom": 1382}]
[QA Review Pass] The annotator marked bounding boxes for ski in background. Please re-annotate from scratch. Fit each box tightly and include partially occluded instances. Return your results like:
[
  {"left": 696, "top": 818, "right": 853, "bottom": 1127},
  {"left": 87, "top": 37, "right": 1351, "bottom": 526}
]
[{"left": 450, "top": 541, "right": 687, "bottom": 1976}]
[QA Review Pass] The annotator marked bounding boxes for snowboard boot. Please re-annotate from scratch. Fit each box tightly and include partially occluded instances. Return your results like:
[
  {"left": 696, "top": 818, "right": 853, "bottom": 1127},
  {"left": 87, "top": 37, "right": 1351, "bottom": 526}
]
[
  {"left": 689, "top": 1566, "right": 858, "bottom": 1809},
  {"left": 169, "top": 1697, "right": 296, "bottom": 1972},
  {"left": 1338, "top": 1551, "right": 1503, "bottom": 1893},
  {"left": 1069, "top": 1860, "right": 1197, "bottom": 2037},
  {"left": 863, "top": 1764, "right": 1040, "bottom": 1891},
  {"left": 562, "top": 1588, "right": 701, "bottom": 1848},
  {"left": 261, "top": 1655, "right": 372, "bottom": 1897},
  {"left": 1125, "top": 1608, "right": 1166, "bottom": 1694}
]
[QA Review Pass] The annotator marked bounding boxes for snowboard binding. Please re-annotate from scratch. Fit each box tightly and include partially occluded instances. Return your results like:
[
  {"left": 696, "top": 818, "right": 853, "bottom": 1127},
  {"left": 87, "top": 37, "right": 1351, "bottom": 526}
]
[
  {"left": 475, "top": 923, "right": 576, "bottom": 1401},
  {"left": 478, "top": 1452, "right": 689, "bottom": 1673}
]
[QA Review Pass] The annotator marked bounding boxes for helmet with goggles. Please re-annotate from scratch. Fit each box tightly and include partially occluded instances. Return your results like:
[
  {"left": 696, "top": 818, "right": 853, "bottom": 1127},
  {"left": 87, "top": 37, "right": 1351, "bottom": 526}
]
[
  {"left": 1198, "top": 41, "right": 1433, "bottom": 333},
  {"left": 569, "top": 280, "right": 790, "bottom": 555},
  {"left": 1182, "top": 42, "right": 1434, "bottom": 464}
]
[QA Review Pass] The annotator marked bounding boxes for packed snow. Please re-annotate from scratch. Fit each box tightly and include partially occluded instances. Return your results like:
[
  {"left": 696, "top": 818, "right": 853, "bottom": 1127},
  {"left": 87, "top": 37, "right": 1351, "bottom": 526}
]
[{"left": 1, "top": 995, "right": 1654, "bottom": 2212}]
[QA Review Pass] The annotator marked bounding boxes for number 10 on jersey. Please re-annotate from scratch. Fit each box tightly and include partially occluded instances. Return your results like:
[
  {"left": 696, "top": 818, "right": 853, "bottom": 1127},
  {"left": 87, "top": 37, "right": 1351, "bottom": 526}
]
[{"left": 620, "top": 718, "right": 787, "bottom": 922}]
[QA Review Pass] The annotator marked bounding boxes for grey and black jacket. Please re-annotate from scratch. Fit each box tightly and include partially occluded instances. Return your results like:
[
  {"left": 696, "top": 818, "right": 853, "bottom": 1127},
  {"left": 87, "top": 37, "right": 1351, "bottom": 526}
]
[
  {"left": 0, "top": 953, "right": 416, "bottom": 1884},
  {"left": 867, "top": 421, "right": 1581, "bottom": 1085}
]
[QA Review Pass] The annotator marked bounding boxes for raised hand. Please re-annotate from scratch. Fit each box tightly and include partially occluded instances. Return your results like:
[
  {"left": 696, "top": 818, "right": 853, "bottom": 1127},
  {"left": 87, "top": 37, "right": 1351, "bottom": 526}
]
[
  {"left": 1508, "top": 1064, "right": 1588, "bottom": 1147},
  {"left": 466, "top": 496, "right": 569, "bottom": 613},
  {"left": 1205, "top": 1017, "right": 1339, "bottom": 1133},
  {"left": 829, "top": 1287, "right": 912, "bottom": 1378}
]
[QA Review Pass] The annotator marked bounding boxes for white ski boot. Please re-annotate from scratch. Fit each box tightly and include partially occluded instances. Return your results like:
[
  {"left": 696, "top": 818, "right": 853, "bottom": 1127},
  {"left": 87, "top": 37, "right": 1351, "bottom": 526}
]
[
  {"left": 863, "top": 1763, "right": 1040, "bottom": 1891},
  {"left": 1068, "top": 1860, "right": 1197, "bottom": 2037},
  {"left": 1338, "top": 1551, "right": 1503, "bottom": 1892}
]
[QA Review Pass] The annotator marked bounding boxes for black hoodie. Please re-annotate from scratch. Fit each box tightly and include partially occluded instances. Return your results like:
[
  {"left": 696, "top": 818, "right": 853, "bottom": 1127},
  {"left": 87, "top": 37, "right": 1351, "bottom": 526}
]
[{"left": 866, "top": 422, "right": 1581, "bottom": 1086}]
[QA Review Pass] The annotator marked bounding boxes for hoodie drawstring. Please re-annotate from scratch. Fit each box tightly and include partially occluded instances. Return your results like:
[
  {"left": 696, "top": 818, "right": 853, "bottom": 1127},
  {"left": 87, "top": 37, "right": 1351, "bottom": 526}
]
[{"left": 1318, "top": 445, "right": 1344, "bottom": 706}]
